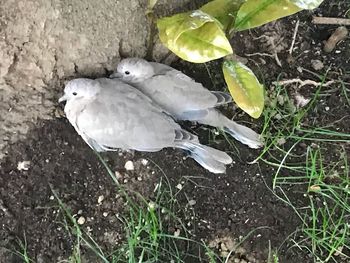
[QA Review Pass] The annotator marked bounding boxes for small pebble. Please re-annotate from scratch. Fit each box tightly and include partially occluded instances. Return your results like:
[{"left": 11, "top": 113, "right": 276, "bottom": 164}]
[
  {"left": 49, "top": 195, "right": 54, "bottom": 200},
  {"left": 311, "top": 143, "right": 319, "bottom": 148},
  {"left": 311, "top": 59, "right": 324, "bottom": 71},
  {"left": 124, "top": 161, "right": 134, "bottom": 171},
  {"left": 115, "top": 171, "right": 123, "bottom": 179},
  {"left": 188, "top": 200, "right": 196, "bottom": 206},
  {"left": 103, "top": 212, "right": 109, "bottom": 217},
  {"left": 141, "top": 159, "right": 149, "bottom": 166},
  {"left": 295, "top": 93, "right": 310, "bottom": 108},
  {"left": 97, "top": 195, "right": 104, "bottom": 204},
  {"left": 309, "top": 185, "right": 321, "bottom": 192},
  {"left": 176, "top": 184, "right": 183, "bottom": 190},
  {"left": 148, "top": 201, "right": 156, "bottom": 210},
  {"left": 174, "top": 228, "right": 180, "bottom": 237},
  {"left": 137, "top": 176, "right": 142, "bottom": 181},
  {"left": 17, "top": 161, "right": 31, "bottom": 171},
  {"left": 276, "top": 137, "right": 286, "bottom": 145},
  {"left": 325, "top": 106, "right": 330, "bottom": 111},
  {"left": 77, "top": 216, "right": 86, "bottom": 225}
]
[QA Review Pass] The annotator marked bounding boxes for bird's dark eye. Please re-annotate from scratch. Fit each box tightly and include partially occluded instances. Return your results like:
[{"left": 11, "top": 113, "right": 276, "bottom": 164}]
[
  {"left": 125, "top": 71, "right": 130, "bottom": 75},
  {"left": 73, "top": 92, "right": 77, "bottom": 96}
]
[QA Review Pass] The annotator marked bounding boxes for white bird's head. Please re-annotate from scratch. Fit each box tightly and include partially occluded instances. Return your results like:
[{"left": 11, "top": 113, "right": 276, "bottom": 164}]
[
  {"left": 110, "top": 58, "right": 155, "bottom": 83},
  {"left": 58, "top": 78, "right": 101, "bottom": 103}
]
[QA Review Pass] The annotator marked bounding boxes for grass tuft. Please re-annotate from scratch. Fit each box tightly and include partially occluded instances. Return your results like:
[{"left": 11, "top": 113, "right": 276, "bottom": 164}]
[{"left": 258, "top": 74, "right": 350, "bottom": 262}]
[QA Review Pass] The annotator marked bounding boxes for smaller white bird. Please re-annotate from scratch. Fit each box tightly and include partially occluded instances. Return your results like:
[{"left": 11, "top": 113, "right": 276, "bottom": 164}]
[
  {"left": 110, "top": 58, "right": 263, "bottom": 149},
  {"left": 59, "top": 78, "right": 232, "bottom": 174}
]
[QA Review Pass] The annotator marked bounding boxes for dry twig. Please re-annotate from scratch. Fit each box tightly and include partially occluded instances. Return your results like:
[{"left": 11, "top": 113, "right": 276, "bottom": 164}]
[
  {"left": 289, "top": 20, "right": 300, "bottom": 55},
  {"left": 324, "top": 26, "right": 348, "bottom": 53},
  {"left": 312, "top": 16, "right": 350, "bottom": 26},
  {"left": 272, "top": 78, "right": 336, "bottom": 88}
]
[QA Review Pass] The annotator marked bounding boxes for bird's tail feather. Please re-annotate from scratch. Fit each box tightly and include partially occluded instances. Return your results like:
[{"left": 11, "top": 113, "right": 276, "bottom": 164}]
[
  {"left": 223, "top": 121, "right": 263, "bottom": 149},
  {"left": 197, "top": 109, "right": 263, "bottom": 149},
  {"left": 211, "top": 91, "right": 232, "bottom": 106},
  {"left": 176, "top": 141, "right": 232, "bottom": 174}
]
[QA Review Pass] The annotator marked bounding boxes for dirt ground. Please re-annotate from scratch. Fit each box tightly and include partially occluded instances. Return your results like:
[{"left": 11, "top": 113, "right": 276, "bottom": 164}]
[{"left": 0, "top": 0, "right": 349, "bottom": 262}]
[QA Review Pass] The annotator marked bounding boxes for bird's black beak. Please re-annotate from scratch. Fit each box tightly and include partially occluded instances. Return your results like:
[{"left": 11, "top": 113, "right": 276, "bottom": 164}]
[
  {"left": 110, "top": 72, "right": 123, "bottom": 79},
  {"left": 58, "top": 94, "right": 68, "bottom": 103}
]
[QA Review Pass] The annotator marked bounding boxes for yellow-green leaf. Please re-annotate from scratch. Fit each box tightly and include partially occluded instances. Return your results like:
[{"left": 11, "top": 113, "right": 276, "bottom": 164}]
[
  {"left": 290, "top": 0, "right": 323, "bottom": 9},
  {"left": 223, "top": 60, "right": 264, "bottom": 118},
  {"left": 157, "top": 10, "right": 233, "bottom": 63},
  {"left": 200, "top": 0, "right": 245, "bottom": 31},
  {"left": 234, "top": 0, "right": 301, "bottom": 31}
]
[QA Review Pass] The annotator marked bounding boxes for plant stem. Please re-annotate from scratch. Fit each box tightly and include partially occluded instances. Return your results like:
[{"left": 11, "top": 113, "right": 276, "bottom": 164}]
[{"left": 146, "top": 11, "right": 156, "bottom": 60}]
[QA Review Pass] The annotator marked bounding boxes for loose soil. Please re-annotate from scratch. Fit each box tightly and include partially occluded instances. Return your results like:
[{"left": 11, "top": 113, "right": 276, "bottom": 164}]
[{"left": 0, "top": 1, "right": 349, "bottom": 262}]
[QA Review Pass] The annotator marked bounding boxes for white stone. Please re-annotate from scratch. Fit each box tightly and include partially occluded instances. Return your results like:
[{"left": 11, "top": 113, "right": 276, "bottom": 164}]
[
  {"left": 141, "top": 159, "right": 149, "bottom": 166},
  {"left": 115, "top": 171, "right": 123, "bottom": 179},
  {"left": 17, "top": 161, "right": 30, "bottom": 171},
  {"left": 77, "top": 216, "right": 86, "bottom": 225},
  {"left": 124, "top": 160, "right": 134, "bottom": 171},
  {"left": 174, "top": 228, "right": 180, "bottom": 237},
  {"left": 97, "top": 195, "right": 104, "bottom": 204},
  {"left": 188, "top": 200, "right": 196, "bottom": 206},
  {"left": 176, "top": 184, "right": 183, "bottom": 190},
  {"left": 311, "top": 59, "right": 324, "bottom": 71}
]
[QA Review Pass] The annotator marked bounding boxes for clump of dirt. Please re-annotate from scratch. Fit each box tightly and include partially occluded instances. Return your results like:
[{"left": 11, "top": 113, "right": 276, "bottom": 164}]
[
  {"left": 0, "top": 117, "right": 303, "bottom": 262},
  {"left": 0, "top": 0, "right": 349, "bottom": 262}
]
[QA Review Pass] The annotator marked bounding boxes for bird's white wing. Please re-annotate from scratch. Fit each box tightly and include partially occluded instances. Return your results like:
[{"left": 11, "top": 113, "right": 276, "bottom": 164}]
[{"left": 76, "top": 79, "right": 179, "bottom": 151}]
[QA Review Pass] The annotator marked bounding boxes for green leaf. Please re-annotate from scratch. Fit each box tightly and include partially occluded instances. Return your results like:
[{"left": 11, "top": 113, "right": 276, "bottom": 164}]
[
  {"left": 200, "top": 0, "right": 245, "bottom": 31},
  {"left": 157, "top": 10, "right": 233, "bottom": 63},
  {"left": 289, "top": 0, "right": 323, "bottom": 9},
  {"left": 222, "top": 59, "right": 264, "bottom": 118},
  {"left": 234, "top": 0, "right": 301, "bottom": 31}
]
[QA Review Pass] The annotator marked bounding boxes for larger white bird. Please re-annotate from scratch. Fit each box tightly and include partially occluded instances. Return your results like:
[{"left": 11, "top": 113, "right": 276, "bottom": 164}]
[
  {"left": 58, "top": 78, "right": 232, "bottom": 173},
  {"left": 110, "top": 58, "right": 263, "bottom": 149}
]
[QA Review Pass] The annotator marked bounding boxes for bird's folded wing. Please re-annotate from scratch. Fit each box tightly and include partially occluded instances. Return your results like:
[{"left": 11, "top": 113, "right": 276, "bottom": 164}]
[
  {"left": 146, "top": 68, "right": 218, "bottom": 112},
  {"left": 76, "top": 80, "right": 178, "bottom": 151}
]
